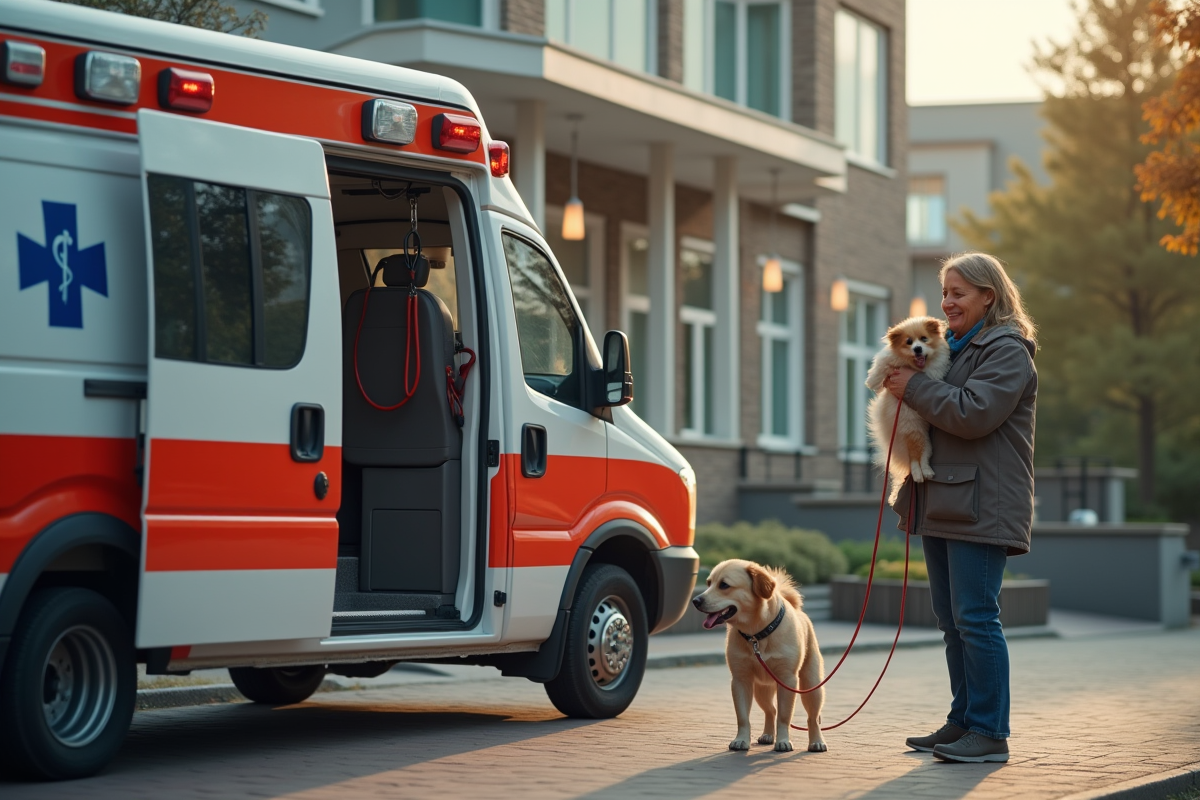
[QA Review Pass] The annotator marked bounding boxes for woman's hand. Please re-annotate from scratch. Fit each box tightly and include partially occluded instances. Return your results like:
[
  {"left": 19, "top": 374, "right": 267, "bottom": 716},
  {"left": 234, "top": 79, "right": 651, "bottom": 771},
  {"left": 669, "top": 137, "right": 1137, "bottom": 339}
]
[{"left": 884, "top": 366, "right": 918, "bottom": 400}]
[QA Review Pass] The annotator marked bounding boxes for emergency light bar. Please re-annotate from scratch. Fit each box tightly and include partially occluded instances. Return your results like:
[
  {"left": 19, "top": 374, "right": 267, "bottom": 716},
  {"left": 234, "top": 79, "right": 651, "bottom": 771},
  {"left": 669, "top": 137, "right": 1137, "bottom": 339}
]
[
  {"left": 76, "top": 51, "right": 141, "bottom": 105},
  {"left": 159, "top": 67, "right": 214, "bottom": 113},
  {"left": 362, "top": 99, "right": 418, "bottom": 145},
  {"left": 489, "top": 141, "right": 510, "bottom": 178},
  {"left": 432, "top": 113, "right": 481, "bottom": 154},
  {"left": 3, "top": 41, "right": 45, "bottom": 87}
]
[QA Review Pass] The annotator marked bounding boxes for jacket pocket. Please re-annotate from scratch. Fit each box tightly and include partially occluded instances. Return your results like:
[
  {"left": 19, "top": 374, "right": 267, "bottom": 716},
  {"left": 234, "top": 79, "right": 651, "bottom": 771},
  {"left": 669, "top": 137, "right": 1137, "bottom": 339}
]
[{"left": 924, "top": 464, "right": 979, "bottom": 523}]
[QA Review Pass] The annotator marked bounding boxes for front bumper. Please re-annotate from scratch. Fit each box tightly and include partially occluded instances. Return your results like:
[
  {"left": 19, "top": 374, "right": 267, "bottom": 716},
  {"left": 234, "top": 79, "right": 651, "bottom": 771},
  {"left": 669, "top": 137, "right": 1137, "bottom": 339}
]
[{"left": 650, "top": 545, "right": 699, "bottom": 634}]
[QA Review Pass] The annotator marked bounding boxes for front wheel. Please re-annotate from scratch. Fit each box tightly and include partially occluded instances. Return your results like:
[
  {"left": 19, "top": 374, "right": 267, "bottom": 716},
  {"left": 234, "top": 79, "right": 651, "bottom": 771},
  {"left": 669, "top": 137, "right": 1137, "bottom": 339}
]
[
  {"left": 544, "top": 563, "right": 648, "bottom": 719},
  {"left": 0, "top": 587, "right": 136, "bottom": 780},
  {"left": 228, "top": 665, "right": 326, "bottom": 705}
]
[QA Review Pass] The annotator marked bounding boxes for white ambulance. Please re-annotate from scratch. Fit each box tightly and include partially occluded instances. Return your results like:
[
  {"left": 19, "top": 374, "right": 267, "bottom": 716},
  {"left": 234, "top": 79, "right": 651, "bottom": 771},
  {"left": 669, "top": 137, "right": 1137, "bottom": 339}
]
[{"left": 0, "top": 0, "right": 698, "bottom": 780}]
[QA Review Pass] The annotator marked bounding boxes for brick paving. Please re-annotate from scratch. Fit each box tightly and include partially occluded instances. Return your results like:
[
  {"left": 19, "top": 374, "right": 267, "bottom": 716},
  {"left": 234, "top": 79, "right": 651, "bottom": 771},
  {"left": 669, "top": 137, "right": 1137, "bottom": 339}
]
[{"left": 2, "top": 625, "right": 1198, "bottom": 799}]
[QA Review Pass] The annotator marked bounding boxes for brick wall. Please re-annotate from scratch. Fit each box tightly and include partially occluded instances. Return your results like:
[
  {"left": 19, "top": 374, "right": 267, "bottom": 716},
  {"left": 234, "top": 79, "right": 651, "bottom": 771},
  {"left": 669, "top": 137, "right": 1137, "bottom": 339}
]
[
  {"left": 658, "top": 0, "right": 684, "bottom": 82},
  {"left": 501, "top": 0, "right": 543, "bottom": 36}
]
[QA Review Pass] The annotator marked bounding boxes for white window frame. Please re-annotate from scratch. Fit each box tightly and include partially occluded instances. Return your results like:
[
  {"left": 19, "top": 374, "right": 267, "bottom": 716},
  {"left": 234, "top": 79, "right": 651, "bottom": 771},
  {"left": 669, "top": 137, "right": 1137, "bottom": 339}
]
[
  {"left": 907, "top": 174, "right": 948, "bottom": 247},
  {"left": 757, "top": 256, "right": 805, "bottom": 451},
  {"left": 834, "top": 8, "right": 888, "bottom": 166},
  {"left": 362, "top": 0, "right": 500, "bottom": 28},
  {"left": 686, "top": 0, "right": 791, "bottom": 119},
  {"left": 545, "top": 205, "right": 606, "bottom": 342},
  {"left": 679, "top": 236, "right": 717, "bottom": 440},
  {"left": 545, "top": 0, "right": 658, "bottom": 73},
  {"left": 619, "top": 222, "right": 652, "bottom": 420},
  {"left": 837, "top": 281, "right": 889, "bottom": 462}
]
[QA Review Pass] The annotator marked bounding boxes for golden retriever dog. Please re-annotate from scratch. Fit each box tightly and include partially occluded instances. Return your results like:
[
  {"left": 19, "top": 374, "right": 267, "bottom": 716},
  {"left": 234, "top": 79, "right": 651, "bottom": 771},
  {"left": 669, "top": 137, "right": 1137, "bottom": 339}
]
[
  {"left": 864, "top": 315, "right": 950, "bottom": 503},
  {"left": 692, "top": 559, "right": 827, "bottom": 753}
]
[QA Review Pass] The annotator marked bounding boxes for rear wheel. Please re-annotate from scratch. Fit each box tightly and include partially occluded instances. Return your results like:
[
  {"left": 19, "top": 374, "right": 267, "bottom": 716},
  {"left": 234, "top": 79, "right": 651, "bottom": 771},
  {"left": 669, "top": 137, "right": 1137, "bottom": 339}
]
[
  {"left": 544, "top": 563, "right": 648, "bottom": 719},
  {"left": 0, "top": 587, "right": 136, "bottom": 780},
  {"left": 228, "top": 665, "right": 326, "bottom": 705}
]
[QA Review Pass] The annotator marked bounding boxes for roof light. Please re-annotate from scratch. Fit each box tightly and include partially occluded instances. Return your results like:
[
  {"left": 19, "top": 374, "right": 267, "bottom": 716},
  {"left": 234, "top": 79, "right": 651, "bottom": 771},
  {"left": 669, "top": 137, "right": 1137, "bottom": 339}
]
[
  {"left": 158, "top": 67, "right": 214, "bottom": 113},
  {"left": 488, "top": 141, "right": 510, "bottom": 177},
  {"left": 76, "top": 51, "right": 141, "bottom": 105},
  {"left": 362, "top": 99, "right": 418, "bottom": 145},
  {"left": 432, "top": 113, "right": 481, "bottom": 154},
  {"left": 3, "top": 41, "right": 45, "bottom": 87}
]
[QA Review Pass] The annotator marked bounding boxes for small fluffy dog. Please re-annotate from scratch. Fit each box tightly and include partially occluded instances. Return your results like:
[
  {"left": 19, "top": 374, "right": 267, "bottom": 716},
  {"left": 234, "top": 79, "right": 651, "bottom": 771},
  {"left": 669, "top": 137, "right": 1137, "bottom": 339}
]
[
  {"left": 692, "top": 559, "right": 827, "bottom": 753},
  {"left": 865, "top": 316, "right": 950, "bottom": 503}
]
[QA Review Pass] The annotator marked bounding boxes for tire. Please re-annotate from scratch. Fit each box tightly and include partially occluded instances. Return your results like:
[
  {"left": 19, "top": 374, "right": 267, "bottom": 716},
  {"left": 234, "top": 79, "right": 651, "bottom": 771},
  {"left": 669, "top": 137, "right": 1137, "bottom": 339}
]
[
  {"left": 228, "top": 665, "right": 326, "bottom": 705},
  {"left": 0, "top": 587, "right": 136, "bottom": 780},
  {"left": 544, "top": 563, "right": 648, "bottom": 719}
]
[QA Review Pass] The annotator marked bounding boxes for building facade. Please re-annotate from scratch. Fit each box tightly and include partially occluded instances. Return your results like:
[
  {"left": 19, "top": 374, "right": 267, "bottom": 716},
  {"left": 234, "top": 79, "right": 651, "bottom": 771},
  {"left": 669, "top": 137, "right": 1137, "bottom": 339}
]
[{"left": 235, "top": 0, "right": 910, "bottom": 526}]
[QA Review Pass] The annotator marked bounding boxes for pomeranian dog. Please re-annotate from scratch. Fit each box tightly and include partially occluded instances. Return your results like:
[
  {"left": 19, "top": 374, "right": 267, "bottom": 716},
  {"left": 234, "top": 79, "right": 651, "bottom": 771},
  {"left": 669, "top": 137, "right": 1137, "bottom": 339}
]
[
  {"left": 865, "top": 316, "right": 950, "bottom": 503},
  {"left": 692, "top": 560, "right": 827, "bottom": 754}
]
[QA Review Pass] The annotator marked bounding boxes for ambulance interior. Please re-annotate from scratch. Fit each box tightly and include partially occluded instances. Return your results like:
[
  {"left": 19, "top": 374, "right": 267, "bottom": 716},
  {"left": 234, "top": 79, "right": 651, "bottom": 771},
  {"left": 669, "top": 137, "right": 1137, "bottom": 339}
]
[{"left": 328, "top": 168, "right": 477, "bottom": 634}]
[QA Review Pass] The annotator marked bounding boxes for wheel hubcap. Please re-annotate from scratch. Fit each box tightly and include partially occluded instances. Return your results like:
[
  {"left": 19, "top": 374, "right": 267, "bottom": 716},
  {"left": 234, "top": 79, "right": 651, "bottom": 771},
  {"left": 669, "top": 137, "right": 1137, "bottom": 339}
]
[
  {"left": 587, "top": 595, "right": 634, "bottom": 690},
  {"left": 41, "top": 625, "right": 118, "bottom": 748}
]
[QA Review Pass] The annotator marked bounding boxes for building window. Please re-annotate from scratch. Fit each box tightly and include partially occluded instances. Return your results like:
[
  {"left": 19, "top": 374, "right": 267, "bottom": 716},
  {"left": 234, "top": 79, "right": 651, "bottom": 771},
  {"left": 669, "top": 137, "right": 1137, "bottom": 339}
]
[
  {"left": 620, "top": 224, "right": 651, "bottom": 419},
  {"left": 685, "top": 0, "right": 788, "bottom": 117},
  {"left": 838, "top": 290, "right": 887, "bottom": 460},
  {"left": 758, "top": 258, "right": 804, "bottom": 449},
  {"left": 546, "top": 206, "right": 605, "bottom": 343},
  {"left": 907, "top": 175, "right": 947, "bottom": 246},
  {"left": 680, "top": 238, "right": 716, "bottom": 437},
  {"left": 835, "top": 9, "right": 888, "bottom": 165},
  {"left": 374, "top": 0, "right": 482, "bottom": 24},
  {"left": 546, "top": 0, "right": 655, "bottom": 73}
]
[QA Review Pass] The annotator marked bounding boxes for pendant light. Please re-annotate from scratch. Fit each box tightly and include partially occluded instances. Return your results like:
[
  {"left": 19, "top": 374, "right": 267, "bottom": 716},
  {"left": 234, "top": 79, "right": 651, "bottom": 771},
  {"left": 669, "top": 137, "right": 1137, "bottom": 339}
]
[
  {"left": 562, "top": 114, "right": 585, "bottom": 241},
  {"left": 762, "top": 168, "right": 783, "bottom": 293},
  {"left": 909, "top": 295, "right": 928, "bottom": 317},
  {"left": 830, "top": 278, "right": 849, "bottom": 311}
]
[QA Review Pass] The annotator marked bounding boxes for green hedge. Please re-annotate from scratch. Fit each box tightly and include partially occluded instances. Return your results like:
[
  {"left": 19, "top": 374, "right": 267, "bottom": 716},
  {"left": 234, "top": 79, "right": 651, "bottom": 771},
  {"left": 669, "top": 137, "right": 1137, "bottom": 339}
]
[
  {"left": 693, "top": 520, "right": 849, "bottom": 585},
  {"left": 837, "top": 536, "right": 922, "bottom": 575}
]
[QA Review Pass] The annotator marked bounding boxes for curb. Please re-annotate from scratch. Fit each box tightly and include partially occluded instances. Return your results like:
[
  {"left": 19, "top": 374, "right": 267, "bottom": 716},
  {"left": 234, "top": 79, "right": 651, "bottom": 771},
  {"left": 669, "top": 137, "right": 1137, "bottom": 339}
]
[
  {"left": 1060, "top": 762, "right": 1200, "bottom": 800},
  {"left": 136, "top": 678, "right": 343, "bottom": 711}
]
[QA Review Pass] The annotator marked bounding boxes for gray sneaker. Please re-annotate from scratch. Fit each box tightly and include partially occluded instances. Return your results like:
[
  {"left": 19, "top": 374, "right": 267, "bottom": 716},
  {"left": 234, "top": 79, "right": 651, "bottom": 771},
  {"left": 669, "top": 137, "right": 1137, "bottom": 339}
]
[
  {"left": 932, "top": 732, "right": 1009, "bottom": 763},
  {"left": 906, "top": 723, "right": 968, "bottom": 753}
]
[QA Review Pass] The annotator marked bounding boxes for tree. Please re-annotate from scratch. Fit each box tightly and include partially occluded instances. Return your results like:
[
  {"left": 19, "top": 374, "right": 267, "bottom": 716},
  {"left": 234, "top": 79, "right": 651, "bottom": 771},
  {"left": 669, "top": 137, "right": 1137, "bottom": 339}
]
[
  {"left": 1138, "top": 1, "right": 1200, "bottom": 255},
  {"left": 956, "top": 0, "right": 1200, "bottom": 511},
  {"left": 57, "top": 0, "right": 266, "bottom": 36}
]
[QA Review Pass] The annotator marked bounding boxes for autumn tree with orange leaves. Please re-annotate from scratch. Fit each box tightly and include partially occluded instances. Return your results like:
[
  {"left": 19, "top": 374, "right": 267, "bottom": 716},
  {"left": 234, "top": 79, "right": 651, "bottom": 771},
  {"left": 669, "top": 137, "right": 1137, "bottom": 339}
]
[{"left": 1138, "top": 0, "right": 1200, "bottom": 254}]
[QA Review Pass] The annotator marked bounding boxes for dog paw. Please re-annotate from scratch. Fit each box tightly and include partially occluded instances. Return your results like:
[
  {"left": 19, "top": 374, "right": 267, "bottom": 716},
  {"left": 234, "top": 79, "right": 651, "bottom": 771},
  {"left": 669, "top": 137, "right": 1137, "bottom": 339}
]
[
  {"left": 757, "top": 733, "right": 774, "bottom": 745},
  {"left": 921, "top": 464, "right": 936, "bottom": 479},
  {"left": 773, "top": 740, "right": 794, "bottom": 753},
  {"left": 729, "top": 738, "right": 750, "bottom": 751},
  {"left": 910, "top": 466, "right": 926, "bottom": 483},
  {"left": 808, "top": 741, "right": 828, "bottom": 753}
]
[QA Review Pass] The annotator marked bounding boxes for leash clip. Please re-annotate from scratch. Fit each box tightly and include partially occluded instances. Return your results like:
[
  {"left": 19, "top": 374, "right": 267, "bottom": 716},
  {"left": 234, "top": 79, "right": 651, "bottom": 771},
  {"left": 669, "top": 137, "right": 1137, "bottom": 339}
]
[{"left": 750, "top": 637, "right": 760, "bottom": 655}]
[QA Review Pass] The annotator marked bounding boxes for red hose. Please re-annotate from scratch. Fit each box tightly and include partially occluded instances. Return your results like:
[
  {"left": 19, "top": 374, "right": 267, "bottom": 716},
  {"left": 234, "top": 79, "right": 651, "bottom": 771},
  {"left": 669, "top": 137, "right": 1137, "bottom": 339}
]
[{"left": 353, "top": 285, "right": 421, "bottom": 412}]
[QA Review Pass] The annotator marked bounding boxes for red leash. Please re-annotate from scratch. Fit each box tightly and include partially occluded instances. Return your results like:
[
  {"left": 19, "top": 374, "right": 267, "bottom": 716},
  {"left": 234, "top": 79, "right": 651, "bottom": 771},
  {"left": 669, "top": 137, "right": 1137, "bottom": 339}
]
[{"left": 748, "top": 398, "right": 916, "bottom": 732}]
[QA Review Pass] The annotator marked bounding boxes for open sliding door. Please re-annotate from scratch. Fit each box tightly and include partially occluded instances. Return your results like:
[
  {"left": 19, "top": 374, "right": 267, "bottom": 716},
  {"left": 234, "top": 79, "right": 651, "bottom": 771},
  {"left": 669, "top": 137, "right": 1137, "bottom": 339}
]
[{"left": 135, "top": 110, "right": 341, "bottom": 647}]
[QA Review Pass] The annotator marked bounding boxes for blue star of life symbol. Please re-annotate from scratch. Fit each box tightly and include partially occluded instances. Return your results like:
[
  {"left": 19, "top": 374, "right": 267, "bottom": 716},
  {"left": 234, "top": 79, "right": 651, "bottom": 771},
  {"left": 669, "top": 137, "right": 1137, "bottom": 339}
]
[{"left": 18, "top": 201, "right": 108, "bottom": 329}]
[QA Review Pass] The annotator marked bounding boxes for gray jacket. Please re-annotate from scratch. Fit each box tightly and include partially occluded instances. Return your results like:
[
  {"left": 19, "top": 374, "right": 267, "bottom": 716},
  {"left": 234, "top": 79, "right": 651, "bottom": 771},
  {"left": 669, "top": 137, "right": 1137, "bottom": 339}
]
[{"left": 891, "top": 325, "right": 1038, "bottom": 555}]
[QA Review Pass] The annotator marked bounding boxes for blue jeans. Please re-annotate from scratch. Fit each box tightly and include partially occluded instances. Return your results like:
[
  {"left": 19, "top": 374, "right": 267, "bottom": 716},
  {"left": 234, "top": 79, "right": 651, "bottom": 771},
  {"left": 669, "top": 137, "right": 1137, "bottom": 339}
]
[{"left": 922, "top": 535, "right": 1010, "bottom": 739}]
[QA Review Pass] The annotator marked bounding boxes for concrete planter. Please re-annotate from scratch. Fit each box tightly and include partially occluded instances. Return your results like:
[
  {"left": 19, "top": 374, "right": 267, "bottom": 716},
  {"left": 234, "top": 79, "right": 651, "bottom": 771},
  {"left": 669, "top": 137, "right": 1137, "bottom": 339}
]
[{"left": 829, "top": 576, "right": 1050, "bottom": 628}]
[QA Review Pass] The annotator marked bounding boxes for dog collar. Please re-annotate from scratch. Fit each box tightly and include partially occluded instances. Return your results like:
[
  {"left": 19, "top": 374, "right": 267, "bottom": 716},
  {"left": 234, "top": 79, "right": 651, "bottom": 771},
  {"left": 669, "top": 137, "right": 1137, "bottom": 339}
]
[{"left": 739, "top": 604, "right": 786, "bottom": 645}]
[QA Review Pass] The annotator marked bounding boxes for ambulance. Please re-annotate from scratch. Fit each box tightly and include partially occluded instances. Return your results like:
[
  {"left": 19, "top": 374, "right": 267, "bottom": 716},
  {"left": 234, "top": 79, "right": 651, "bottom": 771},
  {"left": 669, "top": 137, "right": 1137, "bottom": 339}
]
[{"left": 0, "top": 0, "right": 698, "bottom": 780}]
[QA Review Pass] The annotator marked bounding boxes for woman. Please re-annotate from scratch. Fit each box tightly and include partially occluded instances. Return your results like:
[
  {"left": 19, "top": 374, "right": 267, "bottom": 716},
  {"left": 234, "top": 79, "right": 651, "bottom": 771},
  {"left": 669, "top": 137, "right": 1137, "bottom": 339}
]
[{"left": 883, "top": 252, "right": 1037, "bottom": 764}]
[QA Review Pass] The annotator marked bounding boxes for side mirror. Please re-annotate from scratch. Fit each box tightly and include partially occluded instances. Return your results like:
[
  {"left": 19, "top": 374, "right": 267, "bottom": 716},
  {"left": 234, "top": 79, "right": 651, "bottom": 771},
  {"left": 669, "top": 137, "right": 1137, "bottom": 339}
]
[{"left": 600, "top": 330, "right": 634, "bottom": 407}]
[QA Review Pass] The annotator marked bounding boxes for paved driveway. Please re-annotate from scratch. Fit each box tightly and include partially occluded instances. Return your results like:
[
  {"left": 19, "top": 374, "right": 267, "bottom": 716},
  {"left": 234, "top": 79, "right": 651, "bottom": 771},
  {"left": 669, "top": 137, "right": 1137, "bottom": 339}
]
[{"left": 3, "top": 627, "right": 1198, "bottom": 799}]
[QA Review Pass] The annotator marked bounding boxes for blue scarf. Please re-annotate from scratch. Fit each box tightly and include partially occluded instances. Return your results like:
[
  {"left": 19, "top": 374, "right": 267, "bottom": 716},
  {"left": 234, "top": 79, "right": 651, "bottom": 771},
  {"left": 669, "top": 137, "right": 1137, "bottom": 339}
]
[{"left": 946, "top": 319, "right": 984, "bottom": 359}]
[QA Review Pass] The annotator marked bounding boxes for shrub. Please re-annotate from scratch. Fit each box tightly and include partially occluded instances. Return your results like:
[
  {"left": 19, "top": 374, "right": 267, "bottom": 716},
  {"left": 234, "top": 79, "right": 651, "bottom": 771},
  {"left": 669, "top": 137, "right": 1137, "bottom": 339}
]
[
  {"left": 693, "top": 520, "right": 849, "bottom": 585},
  {"left": 837, "top": 536, "right": 922, "bottom": 575},
  {"left": 853, "top": 559, "right": 928, "bottom": 581}
]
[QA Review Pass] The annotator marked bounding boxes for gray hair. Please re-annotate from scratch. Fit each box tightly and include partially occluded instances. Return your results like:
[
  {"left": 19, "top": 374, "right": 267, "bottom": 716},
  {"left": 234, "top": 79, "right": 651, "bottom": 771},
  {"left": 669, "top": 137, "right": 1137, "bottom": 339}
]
[{"left": 939, "top": 252, "right": 1037, "bottom": 345}]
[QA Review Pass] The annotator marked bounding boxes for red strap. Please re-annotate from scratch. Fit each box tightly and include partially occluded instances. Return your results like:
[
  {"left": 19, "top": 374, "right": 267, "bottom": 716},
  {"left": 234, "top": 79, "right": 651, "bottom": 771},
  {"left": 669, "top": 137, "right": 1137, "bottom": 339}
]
[
  {"left": 353, "top": 286, "right": 422, "bottom": 411},
  {"left": 446, "top": 347, "right": 476, "bottom": 427}
]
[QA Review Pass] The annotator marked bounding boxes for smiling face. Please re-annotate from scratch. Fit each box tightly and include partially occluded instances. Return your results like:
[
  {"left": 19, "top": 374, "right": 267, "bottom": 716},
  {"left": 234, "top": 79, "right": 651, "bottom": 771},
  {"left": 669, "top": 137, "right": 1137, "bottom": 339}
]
[
  {"left": 941, "top": 268, "right": 995, "bottom": 336},
  {"left": 691, "top": 560, "right": 775, "bottom": 630},
  {"left": 886, "top": 316, "right": 946, "bottom": 370}
]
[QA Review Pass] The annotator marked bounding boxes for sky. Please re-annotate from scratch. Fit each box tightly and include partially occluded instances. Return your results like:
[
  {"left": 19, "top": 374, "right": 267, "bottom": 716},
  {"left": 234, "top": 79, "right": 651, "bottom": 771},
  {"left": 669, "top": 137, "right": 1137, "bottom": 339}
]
[{"left": 907, "top": 0, "right": 1080, "bottom": 105}]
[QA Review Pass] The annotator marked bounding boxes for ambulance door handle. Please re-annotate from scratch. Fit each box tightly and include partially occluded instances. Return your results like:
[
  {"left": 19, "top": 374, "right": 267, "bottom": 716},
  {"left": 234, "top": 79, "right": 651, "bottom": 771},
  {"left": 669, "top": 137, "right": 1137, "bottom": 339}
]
[
  {"left": 290, "top": 403, "right": 325, "bottom": 463},
  {"left": 521, "top": 424, "right": 547, "bottom": 478}
]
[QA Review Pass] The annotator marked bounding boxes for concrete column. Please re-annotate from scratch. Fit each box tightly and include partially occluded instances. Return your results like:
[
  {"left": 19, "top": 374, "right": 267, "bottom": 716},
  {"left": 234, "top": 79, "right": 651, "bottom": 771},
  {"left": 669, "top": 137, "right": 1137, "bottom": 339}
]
[
  {"left": 647, "top": 142, "right": 676, "bottom": 436},
  {"left": 712, "top": 156, "right": 739, "bottom": 440},
  {"left": 514, "top": 99, "right": 545, "bottom": 231}
]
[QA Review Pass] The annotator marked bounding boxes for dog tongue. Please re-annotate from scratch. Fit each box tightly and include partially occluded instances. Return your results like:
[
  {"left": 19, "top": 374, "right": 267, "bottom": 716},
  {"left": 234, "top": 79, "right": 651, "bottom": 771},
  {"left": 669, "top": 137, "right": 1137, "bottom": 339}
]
[
  {"left": 915, "top": 354, "right": 927, "bottom": 369},
  {"left": 703, "top": 612, "right": 726, "bottom": 629}
]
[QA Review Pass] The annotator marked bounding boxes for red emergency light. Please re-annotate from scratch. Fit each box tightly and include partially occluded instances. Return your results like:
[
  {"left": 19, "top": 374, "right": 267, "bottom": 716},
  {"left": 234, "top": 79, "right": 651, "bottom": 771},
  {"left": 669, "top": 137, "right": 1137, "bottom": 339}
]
[
  {"left": 158, "top": 68, "right": 214, "bottom": 113},
  {"left": 488, "top": 141, "right": 510, "bottom": 178},
  {"left": 3, "top": 41, "right": 45, "bottom": 87},
  {"left": 432, "top": 113, "right": 482, "bottom": 154}
]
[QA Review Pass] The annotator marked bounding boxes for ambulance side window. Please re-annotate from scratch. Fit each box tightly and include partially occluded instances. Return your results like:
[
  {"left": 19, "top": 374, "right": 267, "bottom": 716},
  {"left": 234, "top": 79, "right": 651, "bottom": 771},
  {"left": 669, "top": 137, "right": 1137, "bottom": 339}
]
[
  {"left": 147, "top": 174, "right": 311, "bottom": 368},
  {"left": 502, "top": 233, "right": 582, "bottom": 408}
]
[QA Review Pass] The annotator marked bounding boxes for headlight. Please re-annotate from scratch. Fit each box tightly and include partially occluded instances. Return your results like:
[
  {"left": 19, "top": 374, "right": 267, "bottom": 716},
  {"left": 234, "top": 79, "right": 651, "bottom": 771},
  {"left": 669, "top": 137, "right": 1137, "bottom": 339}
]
[{"left": 678, "top": 466, "right": 696, "bottom": 544}]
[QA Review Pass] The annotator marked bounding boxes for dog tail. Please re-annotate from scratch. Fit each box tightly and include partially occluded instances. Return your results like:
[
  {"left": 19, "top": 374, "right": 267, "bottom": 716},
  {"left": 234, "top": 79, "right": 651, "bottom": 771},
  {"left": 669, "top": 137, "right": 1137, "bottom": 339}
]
[{"left": 768, "top": 565, "right": 804, "bottom": 609}]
